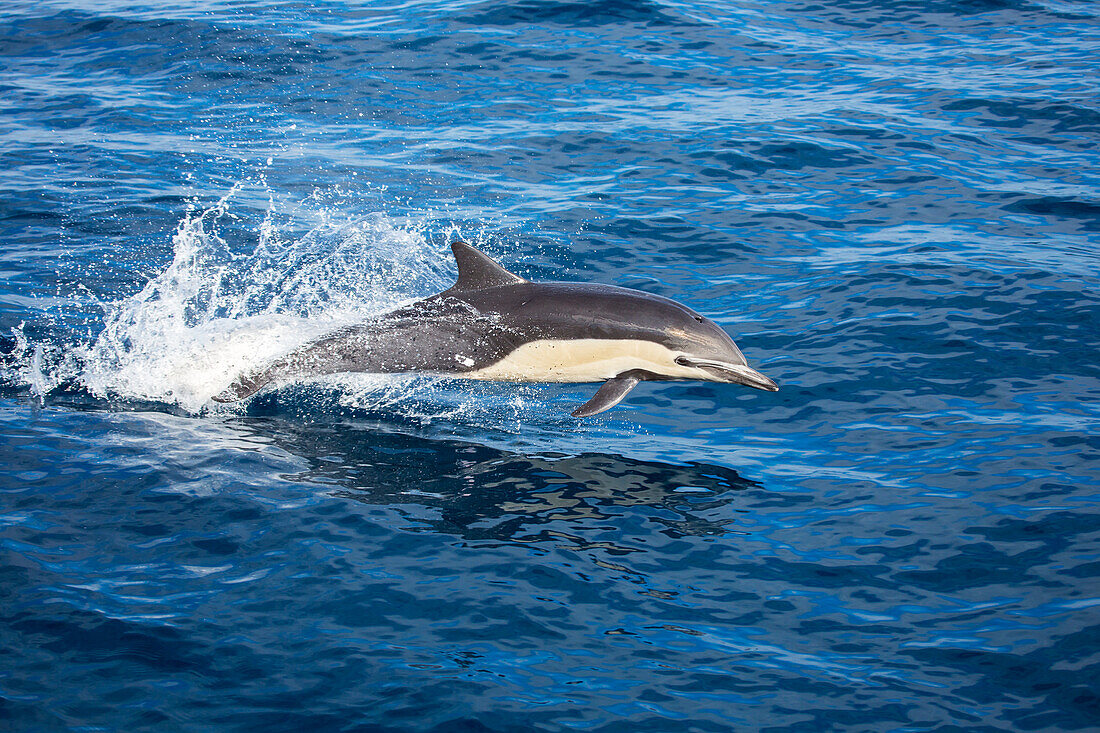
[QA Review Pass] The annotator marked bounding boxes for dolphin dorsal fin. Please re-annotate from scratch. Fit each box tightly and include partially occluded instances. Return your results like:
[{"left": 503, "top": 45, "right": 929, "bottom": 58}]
[{"left": 445, "top": 241, "right": 526, "bottom": 293}]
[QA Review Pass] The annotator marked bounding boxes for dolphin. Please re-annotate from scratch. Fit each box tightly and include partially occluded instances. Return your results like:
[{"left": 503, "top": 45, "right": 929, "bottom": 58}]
[{"left": 212, "top": 241, "right": 777, "bottom": 416}]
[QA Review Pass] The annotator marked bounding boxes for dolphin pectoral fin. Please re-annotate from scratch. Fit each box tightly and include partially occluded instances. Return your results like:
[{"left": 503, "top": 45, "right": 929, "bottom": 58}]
[{"left": 571, "top": 376, "right": 641, "bottom": 418}]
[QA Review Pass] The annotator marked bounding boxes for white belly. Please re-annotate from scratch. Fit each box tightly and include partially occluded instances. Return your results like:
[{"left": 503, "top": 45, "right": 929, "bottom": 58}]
[{"left": 463, "top": 338, "right": 700, "bottom": 383}]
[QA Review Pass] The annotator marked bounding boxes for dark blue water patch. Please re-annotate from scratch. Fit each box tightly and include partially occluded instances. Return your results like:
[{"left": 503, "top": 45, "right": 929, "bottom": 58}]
[
  {"left": 942, "top": 98, "right": 1100, "bottom": 139},
  {"left": 1003, "top": 196, "right": 1100, "bottom": 231},
  {"left": 458, "top": 0, "right": 702, "bottom": 28},
  {"left": 775, "top": 0, "right": 1082, "bottom": 33}
]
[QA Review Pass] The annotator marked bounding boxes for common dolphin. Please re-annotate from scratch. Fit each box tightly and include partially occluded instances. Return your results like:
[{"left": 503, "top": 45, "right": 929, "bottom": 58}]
[{"left": 213, "top": 241, "right": 777, "bottom": 416}]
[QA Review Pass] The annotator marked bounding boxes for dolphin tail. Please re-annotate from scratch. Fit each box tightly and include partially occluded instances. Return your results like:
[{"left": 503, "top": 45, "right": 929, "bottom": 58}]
[
  {"left": 211, "top": 321, "right": 387, "bottom": 404},
  {"left": 571, "top": 375, "right": 641, "bottom": 418},
  {"left": 212, "top": 369, "right": 274, "bottom": 403}
]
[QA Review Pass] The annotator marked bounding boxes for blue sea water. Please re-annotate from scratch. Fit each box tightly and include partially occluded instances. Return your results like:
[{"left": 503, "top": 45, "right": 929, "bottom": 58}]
[{"left": 2, "top": 0, "right": 1100, "bottom": 730}]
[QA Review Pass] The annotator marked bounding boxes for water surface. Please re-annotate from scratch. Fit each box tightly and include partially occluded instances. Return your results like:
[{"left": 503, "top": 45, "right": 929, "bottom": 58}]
[{"left": 2, "top": 0, "right": 1099, "bottom": 730}]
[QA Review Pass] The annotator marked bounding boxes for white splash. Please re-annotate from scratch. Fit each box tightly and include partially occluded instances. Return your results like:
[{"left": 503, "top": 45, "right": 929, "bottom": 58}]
[{"left": 71, "top": 185, "right": 454, "bottom": 414}]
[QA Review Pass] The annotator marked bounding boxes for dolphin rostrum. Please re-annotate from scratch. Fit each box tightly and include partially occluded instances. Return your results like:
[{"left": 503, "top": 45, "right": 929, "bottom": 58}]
[{"left": 212, "top": 241, "right": 777, "bottom": 416}]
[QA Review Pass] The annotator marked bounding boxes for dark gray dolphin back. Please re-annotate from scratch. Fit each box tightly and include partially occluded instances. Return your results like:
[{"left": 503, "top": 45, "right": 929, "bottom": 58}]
[
  {"left": 454, "top": 280, "right": 739, "bottom": 362},
  {"left": 438, "top": 241, "right": 740, "bottom": 360}
]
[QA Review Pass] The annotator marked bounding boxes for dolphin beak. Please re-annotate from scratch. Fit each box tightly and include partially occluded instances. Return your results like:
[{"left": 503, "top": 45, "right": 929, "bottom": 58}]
[{"left": 680, "top": 358, "right": 779, "bottom": 391}]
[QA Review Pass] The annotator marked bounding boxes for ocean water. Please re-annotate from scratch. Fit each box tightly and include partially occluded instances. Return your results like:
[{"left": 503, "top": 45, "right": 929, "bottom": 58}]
[{"left": 2, "top": 0, "right": 1099, "bottom": 730}]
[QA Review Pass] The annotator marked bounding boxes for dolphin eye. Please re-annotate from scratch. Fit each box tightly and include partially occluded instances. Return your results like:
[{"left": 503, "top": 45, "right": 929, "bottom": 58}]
[
  {"left": 675, "top": 356, "right": 692, "bottom": 366},
  {"left": 693, "top": 316, "right": 704, "bottom": 322}
]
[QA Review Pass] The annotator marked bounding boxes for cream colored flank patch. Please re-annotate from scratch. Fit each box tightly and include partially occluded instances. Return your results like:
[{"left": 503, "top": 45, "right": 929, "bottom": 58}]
[{"left": 464, "top": 338, "right": 707, "bottom": 383}]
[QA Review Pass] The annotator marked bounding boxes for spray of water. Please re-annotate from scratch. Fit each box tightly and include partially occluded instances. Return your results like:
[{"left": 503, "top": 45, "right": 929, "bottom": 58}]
[{"left": 5, "top": 183, "right": 484, "bottom": 415}]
